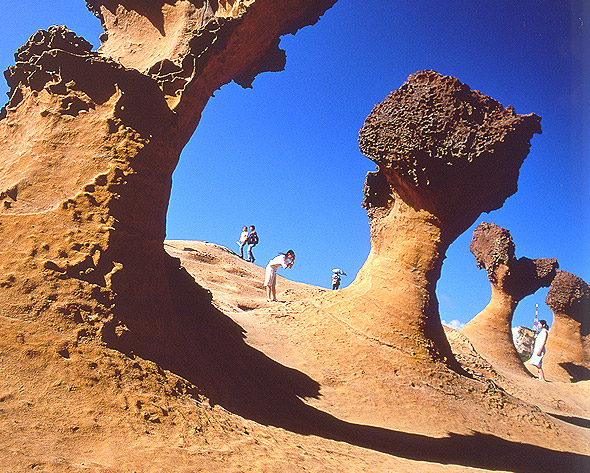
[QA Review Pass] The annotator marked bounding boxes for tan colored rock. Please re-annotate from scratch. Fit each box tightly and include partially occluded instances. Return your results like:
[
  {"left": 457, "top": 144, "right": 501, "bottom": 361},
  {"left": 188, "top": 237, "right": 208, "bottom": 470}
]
[
  {"left": 544, "top": 270, "right": 590, "bottom": 382},
  {"left": 513, "top": 326, "right": 536, "bottom": 360},
  {"left": 322, "top": 71, "right": 541, "bottom": 372},
  {"left": 2, "top": 7, "right": 588, "bottom": 471},
  {"left": 461, "top": 222, "right": 558, "bottom": 376},
  {"left": 0, "top": 1, "right": 336, "bottom": 351}
]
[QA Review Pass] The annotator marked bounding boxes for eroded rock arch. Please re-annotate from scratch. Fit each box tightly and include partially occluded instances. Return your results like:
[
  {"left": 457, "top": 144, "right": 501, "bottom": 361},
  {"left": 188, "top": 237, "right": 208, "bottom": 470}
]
[{"left": 0, "top": 1, "right": 337, "bottom": 349}]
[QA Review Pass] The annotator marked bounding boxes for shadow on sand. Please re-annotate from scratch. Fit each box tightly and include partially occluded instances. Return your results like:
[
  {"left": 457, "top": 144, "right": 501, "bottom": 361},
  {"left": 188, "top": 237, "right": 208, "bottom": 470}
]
[
  {"left": 549, "top": 413, "right": 590, "bottom": 430},
  {"left": 107, "top": 254, "right": 589, "bottom": 473}
]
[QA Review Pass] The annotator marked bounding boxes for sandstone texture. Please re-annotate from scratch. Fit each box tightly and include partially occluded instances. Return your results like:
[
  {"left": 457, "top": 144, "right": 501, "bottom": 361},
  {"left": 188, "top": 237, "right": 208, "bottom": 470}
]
[
  {"left": 0, "top": 0, "right": 336, "bottom": 359},
  {"left": 0, "top": 4, "right": 589, "bottom": 472},
  {"left": 461, "top": 222, "right": 558, "bottom": 376},
  {"left": 325, "top": 71, "right": 541, "bottom": 372},
  {"left": 513, "top": 326, "right": 537, "bottom": 361},
  {"left": 544, "top": 270, "right": 590, "bottom": 382}
]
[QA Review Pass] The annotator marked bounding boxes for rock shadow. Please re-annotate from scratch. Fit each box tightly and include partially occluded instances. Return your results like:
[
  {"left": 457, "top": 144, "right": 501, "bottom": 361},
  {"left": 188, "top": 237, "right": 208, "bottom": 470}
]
[
  {"left": 104, "top": 252, "right": 322, "bottom": 426},
  {"left": 549, "top": 413, "right": 590, "bottom": 430},
  {"left": 559, "top": 362, "right": 590, "bottom": 382},
  {"left": 105, "top": 252, "right": 590, "bottom": 472},
  {"left": 311, "top": 413, "right": 590, "bottom": 473}
]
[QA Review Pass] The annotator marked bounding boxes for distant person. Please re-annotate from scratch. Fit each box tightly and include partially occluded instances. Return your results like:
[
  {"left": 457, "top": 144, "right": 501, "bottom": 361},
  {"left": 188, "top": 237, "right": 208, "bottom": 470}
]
[
  {"left": 529, "top": 319, "right": 549, "bottom": 381},
  {"left": 237, "top": 226, "right": 248, "bottom": 259},
  {"left": 246, "top": 225, "right": 258, "bottom": 262},
  {"left": 265, "top": 250, "right": 295, "bottom": 302},
  {"left": 331, "top": 268, "right": 347, "bottom": 290},
  {"left": 332, "top": 272, "right": 341, "bottom": 290}
]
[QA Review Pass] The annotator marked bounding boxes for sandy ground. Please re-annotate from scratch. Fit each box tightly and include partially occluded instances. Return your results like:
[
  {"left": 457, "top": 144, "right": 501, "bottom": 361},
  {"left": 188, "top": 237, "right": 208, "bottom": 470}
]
[{"left": 0, "top": 240, "right": 587, "bottom": 472}]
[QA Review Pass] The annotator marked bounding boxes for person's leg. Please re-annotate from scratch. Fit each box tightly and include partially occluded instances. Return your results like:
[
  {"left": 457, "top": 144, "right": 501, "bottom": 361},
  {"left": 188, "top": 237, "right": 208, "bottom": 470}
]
[
  {"left": 266, "top": 285, "right": 272, "bottom": 302},
  {"left": 248, "top": 245, "right": 255, "bottom": 262},
  {"left": 538, "top": 366, "right": 545, "bottom": 381},
  {"left": 271, "top": 284, "right": 277, "bottom": 301},
  {"left": 239, "top": 243, "right": 244, "bottom": 258}
]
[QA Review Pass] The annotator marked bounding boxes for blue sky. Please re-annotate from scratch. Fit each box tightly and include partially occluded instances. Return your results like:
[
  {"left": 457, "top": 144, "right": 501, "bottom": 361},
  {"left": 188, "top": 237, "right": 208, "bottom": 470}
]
[{"left": 1, "top": 1, "right": 588, "bottom": 329}]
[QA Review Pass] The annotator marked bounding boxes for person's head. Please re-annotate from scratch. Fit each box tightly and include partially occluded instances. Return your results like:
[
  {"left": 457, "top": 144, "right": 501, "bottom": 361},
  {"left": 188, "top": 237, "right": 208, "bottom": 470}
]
[
  {"left": 243, "top": 226, "right": 248, "bottom": 232},
  {"left": 250, "top": 225, "right": 255, "bottom": 231},
  {"left": 286, "top": 250, "right": 294, "bottom": 258},
  {"left": 539, "top": 319, "right": 548, "bottom": 329}
]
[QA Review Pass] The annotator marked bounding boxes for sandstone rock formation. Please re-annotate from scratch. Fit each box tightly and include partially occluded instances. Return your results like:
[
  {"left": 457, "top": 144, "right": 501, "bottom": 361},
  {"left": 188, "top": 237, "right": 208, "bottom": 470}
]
[
  {"left": 513, "top": 326, "right": 536, "bottom": 360},
  {"left": 326, "top": 71, "right": 541, "bottom": 372},
  {"left": 544, "top": 270, "right": 590, "bottom": 382},
  {"left": 3, "top": 5, "right": 588, "bottom": 470},
  {"left": 0, "top": 0, "right": 336, "bottom": 356},
  {"left": 461, "top": 222, "right": 558, "bottom": 375}
]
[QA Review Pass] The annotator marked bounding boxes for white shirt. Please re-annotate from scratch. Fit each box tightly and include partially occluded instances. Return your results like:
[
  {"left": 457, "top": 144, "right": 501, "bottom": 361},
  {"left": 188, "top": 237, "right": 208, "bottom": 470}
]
[
  {"left": 268, "top": 254, "right": 288, "bottom": 270},
  {"left": 533, "top": 328, "right": 548, "bottom": 356}
]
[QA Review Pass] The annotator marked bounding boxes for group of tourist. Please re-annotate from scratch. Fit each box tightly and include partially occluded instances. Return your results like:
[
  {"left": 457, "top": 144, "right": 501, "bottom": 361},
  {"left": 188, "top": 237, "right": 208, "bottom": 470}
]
[
  {"left": 237, "top": 225, "right": 259, "bottom": 263},
  {"left": 237, "top": 228, "right": 550, "bottom": 379},
  {"left": 236, "top": 226, "right": 295, "bottom": 302}
]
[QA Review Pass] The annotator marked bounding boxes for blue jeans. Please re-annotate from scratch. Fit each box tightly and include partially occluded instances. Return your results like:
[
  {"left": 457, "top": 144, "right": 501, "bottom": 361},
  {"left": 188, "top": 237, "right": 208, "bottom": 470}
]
[
  {"left": 238, "top": 242, "right": 246, "bottom": 258},
  {"left": 247, "top": 244, "right": 256, "bottom": 262}
]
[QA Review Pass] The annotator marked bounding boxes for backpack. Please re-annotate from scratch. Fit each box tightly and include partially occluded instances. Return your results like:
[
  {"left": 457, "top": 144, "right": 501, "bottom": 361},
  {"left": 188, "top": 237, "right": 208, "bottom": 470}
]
[{"left": 248, "top": 232, "right": 258, "bottom": 245}]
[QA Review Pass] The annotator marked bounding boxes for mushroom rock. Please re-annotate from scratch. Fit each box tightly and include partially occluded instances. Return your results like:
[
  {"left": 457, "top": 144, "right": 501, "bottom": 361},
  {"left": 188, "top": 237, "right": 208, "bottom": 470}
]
[
  {"left": 0, "top": 0, "right": 336, "bottom": 353},
  {"left": 544, "top": 270, "right": 590, "bottom": 382},
  {"left": 461, "top": 222, "right": 558, "bottom": 376},
  {"left": 334, "top": 71, "right": 542, "bottom": 372}
]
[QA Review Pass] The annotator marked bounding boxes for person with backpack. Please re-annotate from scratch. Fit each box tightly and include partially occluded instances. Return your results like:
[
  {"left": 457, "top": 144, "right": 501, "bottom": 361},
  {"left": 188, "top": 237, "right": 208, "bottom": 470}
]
[
  {"left": 331, "top": 268, "right": 346, "bottom": 290},
  {"left": 246, "top": 225, "right": 258, "bottom": 263}
]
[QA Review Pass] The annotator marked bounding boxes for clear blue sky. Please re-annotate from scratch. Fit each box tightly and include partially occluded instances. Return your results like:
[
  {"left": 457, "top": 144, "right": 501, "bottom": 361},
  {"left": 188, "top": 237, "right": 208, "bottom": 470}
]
[{"left": 1, "top": 1, "right": 588, "bottom": 330}]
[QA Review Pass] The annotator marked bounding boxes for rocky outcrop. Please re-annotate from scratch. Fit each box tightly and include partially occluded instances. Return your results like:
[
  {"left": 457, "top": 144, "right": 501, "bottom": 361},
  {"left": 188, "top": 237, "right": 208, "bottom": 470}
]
[
  {"left": 0, "top": 1, "right": 336, "bottom": 356},
  {"left": 326, "top": 71, "right": 542, "bottom": 372},
  {"left": 461, "top": 222, "right": 558, "bottom": 375},
  {"left": 2, "top": 11, "right": 588, "bottom": 469},
  {"left": 513, "top": 326, "right": 537, "bottom": 361},
  {"left": 544, "top": 271, "right": 590, "bottom": 382}
]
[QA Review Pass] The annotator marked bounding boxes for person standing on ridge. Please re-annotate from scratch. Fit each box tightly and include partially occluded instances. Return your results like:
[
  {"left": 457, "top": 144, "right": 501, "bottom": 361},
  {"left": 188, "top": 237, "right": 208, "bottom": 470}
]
[
  {"left": 331, "top": 268, "right": 346, "bottom": 290},
  {"left": 237, "top": 226, "right": 248, "bottom": 259},
  {"left": 264, "top": 250, "right": 295, "bottom": 302},
  {"left": 529, "top": 319, "right": 549, "bottom": 381},
  {"left": 246, "top": 225, "right": 258, "bottom": 262}
]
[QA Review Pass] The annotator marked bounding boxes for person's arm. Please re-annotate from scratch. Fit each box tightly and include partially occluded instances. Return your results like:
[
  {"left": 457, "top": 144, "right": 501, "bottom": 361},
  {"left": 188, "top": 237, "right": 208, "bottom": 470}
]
[{"left": 281, "top": 255, "right": 295, "bottom": 269}]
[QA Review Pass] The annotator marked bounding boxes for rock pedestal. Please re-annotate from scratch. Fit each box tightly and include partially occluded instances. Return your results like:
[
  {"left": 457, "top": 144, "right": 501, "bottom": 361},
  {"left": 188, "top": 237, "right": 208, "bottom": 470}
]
[
  {"left": 461, "top": 222, "right": 557, "bottom": 376},
  {"left": 336, "top": 71, "right": 542, "bottom": 371},
  {"left": 544, "top": 271, "right": 590, "bottom": 382},
  {"left": 322, "top": 71, "right": 541, "bottom": 368}
]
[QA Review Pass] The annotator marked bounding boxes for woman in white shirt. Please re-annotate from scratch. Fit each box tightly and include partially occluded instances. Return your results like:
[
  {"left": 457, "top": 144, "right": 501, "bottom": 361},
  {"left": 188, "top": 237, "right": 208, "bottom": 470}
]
[
  {"left": 529, "top": 320, "right": 549, "bottom": 381},
  {"left": 265, "top": 250, "right": 295, "bottom": 302}
]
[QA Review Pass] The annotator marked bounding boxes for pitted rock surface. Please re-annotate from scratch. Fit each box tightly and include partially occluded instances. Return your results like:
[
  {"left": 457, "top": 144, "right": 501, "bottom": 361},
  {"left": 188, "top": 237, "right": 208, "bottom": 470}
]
[
  {"left": 470, "top": 222, "right": 515, "bottom": 281},
  {"left": 469, "top": 222, "right": 558, "bottom": 301},
  {"left": 1, "top": 7, "right": 588, "bottom": 472},
  {"left": 546, "top": 270, "right": 590, "bottom": 319},
  {"left": 360, "top": 70, "right": 541, "bottom": 238},
  {"left": 544, "top": 270, "right": 590, "bottom": 381}
]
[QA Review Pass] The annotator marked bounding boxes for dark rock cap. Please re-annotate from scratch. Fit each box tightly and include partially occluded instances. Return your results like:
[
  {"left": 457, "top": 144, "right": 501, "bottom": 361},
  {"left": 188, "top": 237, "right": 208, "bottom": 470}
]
[
  {"left": 546, "top": 270, "right": 590, "bottom": 321},
  {"left": 360, "top": 70, "right": 541, "bottom": 236}
]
